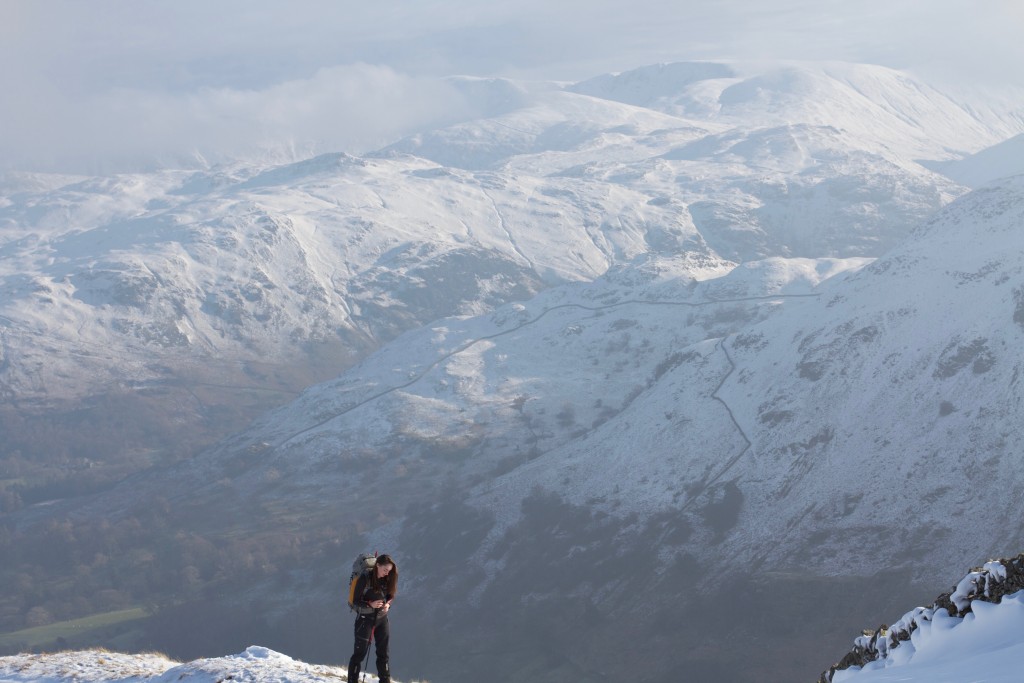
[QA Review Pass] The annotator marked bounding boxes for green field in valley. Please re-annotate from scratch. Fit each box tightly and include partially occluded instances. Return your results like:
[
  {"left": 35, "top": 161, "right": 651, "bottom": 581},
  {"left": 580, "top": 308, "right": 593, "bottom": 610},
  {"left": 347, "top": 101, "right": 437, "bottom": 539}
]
[{"left": 0, "top": 607, "right": 148, "bottom": 653}]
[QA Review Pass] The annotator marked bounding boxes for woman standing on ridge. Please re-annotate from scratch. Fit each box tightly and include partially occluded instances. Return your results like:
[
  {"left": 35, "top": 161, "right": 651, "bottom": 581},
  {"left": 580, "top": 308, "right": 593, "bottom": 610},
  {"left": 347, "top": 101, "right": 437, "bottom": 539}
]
[{"left": 347, "top": 554, "right": 398, "bottom": 683}]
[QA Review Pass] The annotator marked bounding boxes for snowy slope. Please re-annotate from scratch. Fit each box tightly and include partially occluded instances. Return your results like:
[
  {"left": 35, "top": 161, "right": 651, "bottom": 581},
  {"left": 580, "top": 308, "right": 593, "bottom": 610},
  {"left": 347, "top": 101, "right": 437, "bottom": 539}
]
[
  {"left": 449, "top": 174, "right": 1024, "bottom": 581},
  {"left": 0, "top": 646, "right": 383, "bottom": 683},
  {"left": 824, "top": 555, "right": 1024, "bottom": 683},
  {"left": 831, "top": 594, "right": 1024, "bottom": 683},
  {"left": 709, "top": 175, "right": 1024, "bottom": 578}
]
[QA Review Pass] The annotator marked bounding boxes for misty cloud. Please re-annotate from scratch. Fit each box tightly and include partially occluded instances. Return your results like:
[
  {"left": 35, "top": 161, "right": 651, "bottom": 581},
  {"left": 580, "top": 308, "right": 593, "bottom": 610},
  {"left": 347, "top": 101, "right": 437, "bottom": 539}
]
[
  {"left": 0, "top": 64, "right": 476, "bottom": 174},
  {"left": 2, "top": 0, "right": 1023, "bottom": 173}
]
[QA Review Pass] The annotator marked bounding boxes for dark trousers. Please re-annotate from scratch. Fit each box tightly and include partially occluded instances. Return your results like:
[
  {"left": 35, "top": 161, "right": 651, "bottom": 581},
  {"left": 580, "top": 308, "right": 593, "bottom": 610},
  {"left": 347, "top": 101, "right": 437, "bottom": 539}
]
[{"left": 348, "top": 612, "right": 390, "bottom": 682}]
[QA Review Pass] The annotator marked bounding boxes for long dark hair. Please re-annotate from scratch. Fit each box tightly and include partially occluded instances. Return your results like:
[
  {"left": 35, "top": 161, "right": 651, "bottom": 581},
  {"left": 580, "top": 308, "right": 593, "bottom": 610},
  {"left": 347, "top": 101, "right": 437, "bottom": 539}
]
[{"left": 372, "top": 553, "right": 399, "bottom": 598}]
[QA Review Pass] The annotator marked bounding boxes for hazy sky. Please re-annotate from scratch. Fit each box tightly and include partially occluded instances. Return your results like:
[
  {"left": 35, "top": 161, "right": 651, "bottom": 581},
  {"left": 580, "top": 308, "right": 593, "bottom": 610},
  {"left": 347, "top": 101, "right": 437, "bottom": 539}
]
[{"left": 1, "top": 0, "right": 1022, "bottom": 173}]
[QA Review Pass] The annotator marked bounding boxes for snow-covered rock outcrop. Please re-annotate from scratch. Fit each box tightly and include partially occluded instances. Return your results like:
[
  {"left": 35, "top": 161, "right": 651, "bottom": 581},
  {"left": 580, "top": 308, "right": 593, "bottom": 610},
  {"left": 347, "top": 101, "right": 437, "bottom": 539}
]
[{"left": 820, "top": 553, "right": 1024, "bottom": 683}]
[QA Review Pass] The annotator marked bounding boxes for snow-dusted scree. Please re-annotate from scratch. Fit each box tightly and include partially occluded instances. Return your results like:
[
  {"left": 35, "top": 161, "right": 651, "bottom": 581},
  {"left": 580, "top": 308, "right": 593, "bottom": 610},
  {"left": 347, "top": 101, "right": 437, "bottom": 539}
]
[{"left": 818, "top": 552, "right": 1024, "bottom": 682}]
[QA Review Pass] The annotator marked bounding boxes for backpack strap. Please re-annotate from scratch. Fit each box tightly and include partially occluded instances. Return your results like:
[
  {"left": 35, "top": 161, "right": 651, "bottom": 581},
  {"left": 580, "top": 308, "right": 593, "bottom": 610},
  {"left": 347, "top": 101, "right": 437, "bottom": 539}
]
[{"left": 351, "top": 569, "right": 376, "bottom": 615}]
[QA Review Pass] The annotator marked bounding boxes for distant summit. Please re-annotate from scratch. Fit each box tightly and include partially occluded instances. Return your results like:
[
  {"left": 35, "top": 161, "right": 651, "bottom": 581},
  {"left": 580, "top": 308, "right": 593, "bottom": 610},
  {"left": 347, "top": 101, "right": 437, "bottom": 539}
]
[{"left": 567, "top": 61, "right": 738, "bottom": 108}]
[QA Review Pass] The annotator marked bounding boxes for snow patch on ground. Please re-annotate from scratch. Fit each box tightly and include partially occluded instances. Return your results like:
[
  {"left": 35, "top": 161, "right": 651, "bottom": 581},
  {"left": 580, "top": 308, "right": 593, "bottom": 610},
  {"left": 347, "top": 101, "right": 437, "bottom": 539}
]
[{"left": 0, "top": 646, "right": 408, "bottom": 683}]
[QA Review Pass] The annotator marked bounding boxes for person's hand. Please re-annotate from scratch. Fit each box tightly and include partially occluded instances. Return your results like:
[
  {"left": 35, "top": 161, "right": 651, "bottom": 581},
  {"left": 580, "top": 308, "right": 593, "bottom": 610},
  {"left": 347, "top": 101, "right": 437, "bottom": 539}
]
[
  {"left": 369, "top": 599, "right": 385, "bottom": 609},
  {"left": 381, "top": 602, "right": 391, "bottom": 613}
]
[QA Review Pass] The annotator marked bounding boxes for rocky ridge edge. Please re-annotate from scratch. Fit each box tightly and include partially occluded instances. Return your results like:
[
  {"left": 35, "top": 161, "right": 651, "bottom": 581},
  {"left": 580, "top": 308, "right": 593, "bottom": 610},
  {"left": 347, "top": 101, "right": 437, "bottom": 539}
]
[{"left": 817, "top": 552, "right": 1024, "bottom": 682}]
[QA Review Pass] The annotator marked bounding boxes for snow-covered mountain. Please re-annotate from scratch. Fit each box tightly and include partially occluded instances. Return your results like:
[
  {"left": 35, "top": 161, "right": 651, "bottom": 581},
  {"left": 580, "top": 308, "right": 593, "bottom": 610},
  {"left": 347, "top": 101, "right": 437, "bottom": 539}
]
[
  {"left": 568, "top": 61, "right": 1024, "bottom": 156},
  {"left": 1, "top": 61, "right": 1010, "bottom": 411},
  {"left": 4, "top": 60, "right": 1024, "bottom": 683}
]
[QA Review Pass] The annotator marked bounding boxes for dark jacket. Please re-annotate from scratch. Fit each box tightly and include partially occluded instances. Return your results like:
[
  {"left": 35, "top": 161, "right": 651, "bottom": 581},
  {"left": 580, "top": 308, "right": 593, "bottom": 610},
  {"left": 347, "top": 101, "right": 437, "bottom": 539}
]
[{"left": 352, "top": 569, "right": 394, "bottom": 616}]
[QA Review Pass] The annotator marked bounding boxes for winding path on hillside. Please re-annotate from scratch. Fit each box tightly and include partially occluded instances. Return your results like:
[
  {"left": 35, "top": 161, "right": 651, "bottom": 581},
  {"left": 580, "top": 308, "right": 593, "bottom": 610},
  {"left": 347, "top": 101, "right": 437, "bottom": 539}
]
[{"left": 277, "top": 292, "right": 817, "bottom": 447}]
